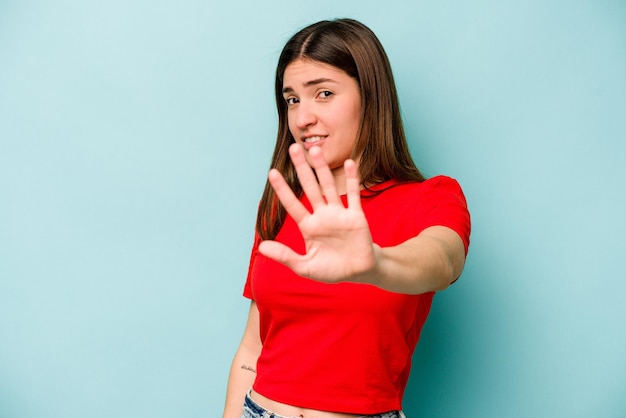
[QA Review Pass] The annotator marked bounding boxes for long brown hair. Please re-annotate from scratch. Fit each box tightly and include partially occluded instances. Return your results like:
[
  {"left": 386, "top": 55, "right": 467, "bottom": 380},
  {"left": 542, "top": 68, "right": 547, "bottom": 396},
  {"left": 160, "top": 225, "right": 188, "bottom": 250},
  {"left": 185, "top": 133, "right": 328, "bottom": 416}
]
[{"left": 257, "top": 18, "right": 425, "bottom": 240}]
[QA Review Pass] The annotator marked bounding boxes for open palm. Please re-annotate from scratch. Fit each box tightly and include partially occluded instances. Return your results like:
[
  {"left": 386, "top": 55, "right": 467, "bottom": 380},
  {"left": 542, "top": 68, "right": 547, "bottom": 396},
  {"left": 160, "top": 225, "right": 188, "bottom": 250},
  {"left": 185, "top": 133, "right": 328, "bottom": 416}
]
[{"left": 258, "top": 144, "right": 378, "bottom": 283}]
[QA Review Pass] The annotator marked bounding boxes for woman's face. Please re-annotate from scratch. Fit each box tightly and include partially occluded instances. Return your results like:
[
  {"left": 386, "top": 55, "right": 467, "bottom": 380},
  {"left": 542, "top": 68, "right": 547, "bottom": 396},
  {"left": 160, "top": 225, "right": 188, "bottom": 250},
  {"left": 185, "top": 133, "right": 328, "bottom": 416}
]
[{"left": 282, "top": 59, "right": 362, "bottom": 181}]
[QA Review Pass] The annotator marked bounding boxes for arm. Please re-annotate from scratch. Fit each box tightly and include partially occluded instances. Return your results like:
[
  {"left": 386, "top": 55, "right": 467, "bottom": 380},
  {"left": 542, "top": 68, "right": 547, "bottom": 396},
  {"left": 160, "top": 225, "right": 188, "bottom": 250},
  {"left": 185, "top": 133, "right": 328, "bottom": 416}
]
[
  {"left": 223, "top": 301, "right": 262, "bottom": 418},
  {"left": 258, "top": 144, "right": 468, "bottom": 295},
  {"left": 362, "top": 225, "right": 466, "bottom": 294}
]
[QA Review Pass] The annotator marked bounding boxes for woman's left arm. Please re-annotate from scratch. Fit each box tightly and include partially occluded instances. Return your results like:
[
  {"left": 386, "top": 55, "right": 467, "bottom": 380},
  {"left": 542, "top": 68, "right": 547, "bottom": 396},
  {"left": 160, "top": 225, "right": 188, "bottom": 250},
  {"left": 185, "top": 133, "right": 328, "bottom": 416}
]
[
  {"left": 258, "top": 143, "right": 467, "bottom": 295},
  {"left": 363, "top": 225, "right": 466, "bottom": 294}
]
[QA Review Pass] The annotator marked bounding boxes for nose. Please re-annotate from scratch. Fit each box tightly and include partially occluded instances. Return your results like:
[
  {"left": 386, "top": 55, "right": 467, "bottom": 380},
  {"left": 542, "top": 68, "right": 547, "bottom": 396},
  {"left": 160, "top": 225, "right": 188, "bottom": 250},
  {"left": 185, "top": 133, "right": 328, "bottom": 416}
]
[{"left": 293, "top": 101, "right": 317, "bottom": 130}]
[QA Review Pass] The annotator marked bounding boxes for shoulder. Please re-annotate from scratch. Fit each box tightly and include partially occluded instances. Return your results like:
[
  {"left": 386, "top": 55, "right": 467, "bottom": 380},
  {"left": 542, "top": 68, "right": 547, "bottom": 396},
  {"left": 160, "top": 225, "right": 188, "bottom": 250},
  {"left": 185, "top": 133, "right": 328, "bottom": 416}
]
[
  {"left": 422, "top": 174, "right": 463, "bottom": 188},
  {"left": 361, "top": 175, "right": 471, "bottom": 252},
  {"left": 416, "top": 175, "right": 466, "bottom": 199},
  {"left": 360, "top": 176, "right": 469, "bottom": 223},
  {"left": 370, "top": 175, "right": 470, "bottom": 227},
  {"left": 364, "top": 175, "right": 465, "bottom": 200}
]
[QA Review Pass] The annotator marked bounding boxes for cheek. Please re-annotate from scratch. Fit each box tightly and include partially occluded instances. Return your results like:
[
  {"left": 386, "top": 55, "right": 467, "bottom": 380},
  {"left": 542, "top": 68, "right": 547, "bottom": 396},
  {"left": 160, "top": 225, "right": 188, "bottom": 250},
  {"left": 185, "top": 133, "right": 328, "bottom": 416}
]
[
  {"left": 350, "top": 104, "right": 361, "bottom": 130},
  {"left": 286, "top": 114, "right": 298, "bottom": 140},
  {"left": 340, "top": 100, "right": 361, "bottom": 135},
  {"left": 345, "top": 109, "right": 361, "bottom": 144}
]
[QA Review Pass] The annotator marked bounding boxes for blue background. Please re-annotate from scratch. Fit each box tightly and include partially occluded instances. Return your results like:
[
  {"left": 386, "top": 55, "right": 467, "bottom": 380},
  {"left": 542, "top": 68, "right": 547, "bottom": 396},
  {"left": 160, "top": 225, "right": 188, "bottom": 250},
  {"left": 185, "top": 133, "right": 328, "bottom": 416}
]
[{"left": 1, "top": 1, "right": 625, "bottom": 417}]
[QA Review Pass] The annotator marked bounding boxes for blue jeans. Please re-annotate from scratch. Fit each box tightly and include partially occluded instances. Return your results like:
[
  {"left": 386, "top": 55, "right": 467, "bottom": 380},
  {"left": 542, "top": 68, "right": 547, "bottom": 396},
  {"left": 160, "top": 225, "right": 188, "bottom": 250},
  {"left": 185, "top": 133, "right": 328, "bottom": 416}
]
[{"left": 242, "top": 390, "right": 406, "bottom": 418}]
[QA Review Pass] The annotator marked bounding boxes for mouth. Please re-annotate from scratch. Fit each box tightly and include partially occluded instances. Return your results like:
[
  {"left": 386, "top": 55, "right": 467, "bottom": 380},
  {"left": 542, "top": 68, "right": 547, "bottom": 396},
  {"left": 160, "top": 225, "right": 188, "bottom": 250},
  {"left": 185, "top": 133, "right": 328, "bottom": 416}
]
[{"left": 301, "top": 135, "right": 327, "bottom": 149}]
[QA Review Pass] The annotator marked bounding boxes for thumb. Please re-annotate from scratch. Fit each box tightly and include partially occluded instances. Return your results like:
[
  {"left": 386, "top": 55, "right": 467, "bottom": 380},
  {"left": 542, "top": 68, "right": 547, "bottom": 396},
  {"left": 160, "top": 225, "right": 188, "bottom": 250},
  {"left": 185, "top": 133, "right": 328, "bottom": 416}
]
[{"left": 258, "top": 240, "right": 302, "bottom": 270}]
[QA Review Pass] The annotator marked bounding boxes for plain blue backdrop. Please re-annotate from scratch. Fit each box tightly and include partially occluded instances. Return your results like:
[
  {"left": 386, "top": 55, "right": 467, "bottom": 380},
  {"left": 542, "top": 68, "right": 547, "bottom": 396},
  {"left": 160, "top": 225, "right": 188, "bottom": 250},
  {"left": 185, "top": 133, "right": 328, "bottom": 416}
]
[{"left": 1, "top": 1, "right": 625, "bottom": 417}]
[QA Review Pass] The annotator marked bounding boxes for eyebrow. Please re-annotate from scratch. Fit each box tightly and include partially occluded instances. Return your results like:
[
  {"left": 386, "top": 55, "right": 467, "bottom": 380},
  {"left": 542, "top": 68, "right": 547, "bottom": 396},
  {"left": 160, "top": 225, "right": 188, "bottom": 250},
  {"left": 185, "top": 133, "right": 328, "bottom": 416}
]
[{"left": 282, "top": 78, "right": 338, "bottom": 94}]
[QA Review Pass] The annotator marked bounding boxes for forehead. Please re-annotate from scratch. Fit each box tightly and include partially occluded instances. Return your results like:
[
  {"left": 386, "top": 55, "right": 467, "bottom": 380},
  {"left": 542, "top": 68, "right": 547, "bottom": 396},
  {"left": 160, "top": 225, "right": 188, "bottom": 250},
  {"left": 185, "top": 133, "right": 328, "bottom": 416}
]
[{"left": 282, "top": 59, "right": 351, "bottom": 86}]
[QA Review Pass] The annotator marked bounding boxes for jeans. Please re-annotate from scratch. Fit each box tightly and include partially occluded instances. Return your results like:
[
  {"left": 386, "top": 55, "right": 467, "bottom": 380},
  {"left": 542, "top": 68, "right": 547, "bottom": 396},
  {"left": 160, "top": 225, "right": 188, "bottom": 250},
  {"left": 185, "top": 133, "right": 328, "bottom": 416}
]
[{"left": 242, "top": 390, "right": 406, "bottom": 418}]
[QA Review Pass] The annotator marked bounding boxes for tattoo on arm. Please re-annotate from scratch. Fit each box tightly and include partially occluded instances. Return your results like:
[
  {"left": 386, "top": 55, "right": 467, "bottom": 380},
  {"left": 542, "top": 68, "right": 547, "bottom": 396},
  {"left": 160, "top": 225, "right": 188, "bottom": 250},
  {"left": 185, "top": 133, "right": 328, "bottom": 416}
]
[{"left": 241, "top": 364, "right": 256, "bottom": 373}]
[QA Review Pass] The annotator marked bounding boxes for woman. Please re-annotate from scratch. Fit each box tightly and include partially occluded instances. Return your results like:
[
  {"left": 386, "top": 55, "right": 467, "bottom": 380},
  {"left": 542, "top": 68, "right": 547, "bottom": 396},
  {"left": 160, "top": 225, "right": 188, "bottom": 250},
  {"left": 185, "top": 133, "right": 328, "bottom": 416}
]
[{"left": 223, "top": 18, "right": 471, "bottom": 418}]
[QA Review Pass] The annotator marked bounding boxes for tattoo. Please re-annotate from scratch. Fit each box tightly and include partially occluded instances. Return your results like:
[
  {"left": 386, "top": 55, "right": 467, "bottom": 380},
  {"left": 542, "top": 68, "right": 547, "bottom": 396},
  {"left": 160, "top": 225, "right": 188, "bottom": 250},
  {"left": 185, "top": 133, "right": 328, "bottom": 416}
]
[{"left": 241, "top": 364, "right": 256, "bottom": 373}]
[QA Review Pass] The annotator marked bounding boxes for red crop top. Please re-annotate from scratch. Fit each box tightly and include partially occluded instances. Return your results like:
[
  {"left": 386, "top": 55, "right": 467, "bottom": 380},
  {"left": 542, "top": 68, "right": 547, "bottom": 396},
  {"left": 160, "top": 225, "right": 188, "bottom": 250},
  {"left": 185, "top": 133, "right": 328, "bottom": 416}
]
[{"left": 243, "top": 176, "right": 471, "bottom": 414}]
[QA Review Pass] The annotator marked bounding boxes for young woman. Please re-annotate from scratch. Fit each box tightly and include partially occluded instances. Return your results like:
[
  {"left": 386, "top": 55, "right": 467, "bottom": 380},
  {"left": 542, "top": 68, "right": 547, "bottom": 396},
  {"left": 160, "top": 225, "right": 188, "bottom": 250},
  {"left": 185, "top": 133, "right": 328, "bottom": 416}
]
[{"left": 223, "top": 18, "right": 471, "bottom": 418}]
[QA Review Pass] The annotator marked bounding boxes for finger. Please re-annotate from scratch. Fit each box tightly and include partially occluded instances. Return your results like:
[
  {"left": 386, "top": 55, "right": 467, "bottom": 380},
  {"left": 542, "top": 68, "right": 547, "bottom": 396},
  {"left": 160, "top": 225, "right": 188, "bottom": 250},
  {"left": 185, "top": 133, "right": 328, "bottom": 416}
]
[
  {"left": 308, "top": 146, "right": 341, "bottom": 205},
  {"left": 289, "top": 144, "right": 325, "bottom": 208},
  {"left": 258, "top": 239, "right": 304, "bottom": 274},
  {"left": 344, "top": 159, "right": 362, "bottom": 211},
  {"left": 268, "top": 168, "right": 310, "bottom": 223}
]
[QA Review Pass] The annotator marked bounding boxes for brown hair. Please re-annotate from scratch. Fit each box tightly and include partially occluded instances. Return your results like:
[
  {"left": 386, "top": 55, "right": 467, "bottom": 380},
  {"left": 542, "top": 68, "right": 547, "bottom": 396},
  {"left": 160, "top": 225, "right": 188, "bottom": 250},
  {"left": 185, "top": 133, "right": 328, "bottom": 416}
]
[{"left": 257, "top": 18, "right": 425, "bottom": 240}]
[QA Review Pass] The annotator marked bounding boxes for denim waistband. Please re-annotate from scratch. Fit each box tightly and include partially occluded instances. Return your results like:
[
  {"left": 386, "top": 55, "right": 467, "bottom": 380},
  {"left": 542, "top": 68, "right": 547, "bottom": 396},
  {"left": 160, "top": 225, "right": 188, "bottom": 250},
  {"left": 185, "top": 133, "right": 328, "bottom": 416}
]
[{"left": 242, "top": 390, "right": 405, "bottom": 418}]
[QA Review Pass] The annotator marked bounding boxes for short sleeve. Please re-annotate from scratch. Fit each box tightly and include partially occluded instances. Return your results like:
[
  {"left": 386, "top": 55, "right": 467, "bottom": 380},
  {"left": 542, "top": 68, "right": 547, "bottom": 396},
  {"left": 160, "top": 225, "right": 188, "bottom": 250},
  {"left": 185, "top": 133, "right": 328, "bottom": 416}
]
[
  {"left": 419, "top": 176, "right": 471, "bottom": 255},
  {"left": 242, "top": 231, "right": 261, "bottom": 300}
]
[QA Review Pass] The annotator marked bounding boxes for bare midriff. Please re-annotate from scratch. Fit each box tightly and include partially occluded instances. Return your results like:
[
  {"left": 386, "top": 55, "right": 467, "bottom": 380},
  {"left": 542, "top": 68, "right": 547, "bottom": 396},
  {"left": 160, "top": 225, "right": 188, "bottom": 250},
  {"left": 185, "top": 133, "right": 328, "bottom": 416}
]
[{"left": 250, "top": 389, "right": 361, "bottom": 418}]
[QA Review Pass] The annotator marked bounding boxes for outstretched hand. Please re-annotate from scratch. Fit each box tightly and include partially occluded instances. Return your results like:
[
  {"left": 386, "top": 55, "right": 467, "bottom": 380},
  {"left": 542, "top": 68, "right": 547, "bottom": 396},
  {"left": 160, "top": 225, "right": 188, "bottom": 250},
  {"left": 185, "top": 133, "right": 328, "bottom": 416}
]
[{"left": 258, "top": 144, "right": 379, "bottom": 284}]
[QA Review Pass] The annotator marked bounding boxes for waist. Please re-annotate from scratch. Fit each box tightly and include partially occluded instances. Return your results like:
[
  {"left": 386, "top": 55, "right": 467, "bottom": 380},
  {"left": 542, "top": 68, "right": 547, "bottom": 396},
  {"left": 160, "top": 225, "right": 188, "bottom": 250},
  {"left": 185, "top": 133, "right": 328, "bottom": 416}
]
[{"left": 247, "top": 389, "right": 404, "bottom": 418}]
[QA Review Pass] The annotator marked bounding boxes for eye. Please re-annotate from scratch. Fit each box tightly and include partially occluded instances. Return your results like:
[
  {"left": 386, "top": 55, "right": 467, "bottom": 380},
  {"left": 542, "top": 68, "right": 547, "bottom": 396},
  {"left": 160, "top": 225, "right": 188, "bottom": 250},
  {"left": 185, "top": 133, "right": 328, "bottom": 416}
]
[
  {"left": 318, "top": 90, "right": 333, "bottom": 99},
  {"left": 285, "top": 96, "right": 299, "bottom": 105}
]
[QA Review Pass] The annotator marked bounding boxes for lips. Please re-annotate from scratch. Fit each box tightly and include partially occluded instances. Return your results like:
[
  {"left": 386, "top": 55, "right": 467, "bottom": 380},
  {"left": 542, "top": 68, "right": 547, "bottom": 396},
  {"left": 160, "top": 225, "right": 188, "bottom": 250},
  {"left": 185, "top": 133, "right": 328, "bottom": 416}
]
[{"left": 301, "top": 135, "right": 327, "bottom": 150}]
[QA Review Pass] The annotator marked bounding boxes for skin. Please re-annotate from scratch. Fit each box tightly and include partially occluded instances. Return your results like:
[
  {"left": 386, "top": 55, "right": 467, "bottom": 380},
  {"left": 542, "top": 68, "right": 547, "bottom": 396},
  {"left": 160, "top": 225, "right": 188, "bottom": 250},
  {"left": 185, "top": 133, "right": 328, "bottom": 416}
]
[
  {"left": 281, "top": 58, "right": 362, "bottom": 193},
  {"left": 223, "top": 59, "right": 466, "bottom": 417},
  {"left": 259, "top": 144, "right": 466, "bottom": 294},
  {"left": 222, "top": 302, "right": 261, "bottom": 417}
]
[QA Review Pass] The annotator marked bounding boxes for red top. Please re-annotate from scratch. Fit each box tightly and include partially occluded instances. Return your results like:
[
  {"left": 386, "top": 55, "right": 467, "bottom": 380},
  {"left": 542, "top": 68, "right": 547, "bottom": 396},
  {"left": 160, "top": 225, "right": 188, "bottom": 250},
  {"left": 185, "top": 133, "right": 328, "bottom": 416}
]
[{"left": 243, "top": 176, "right": 471, "bottom": 414}]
